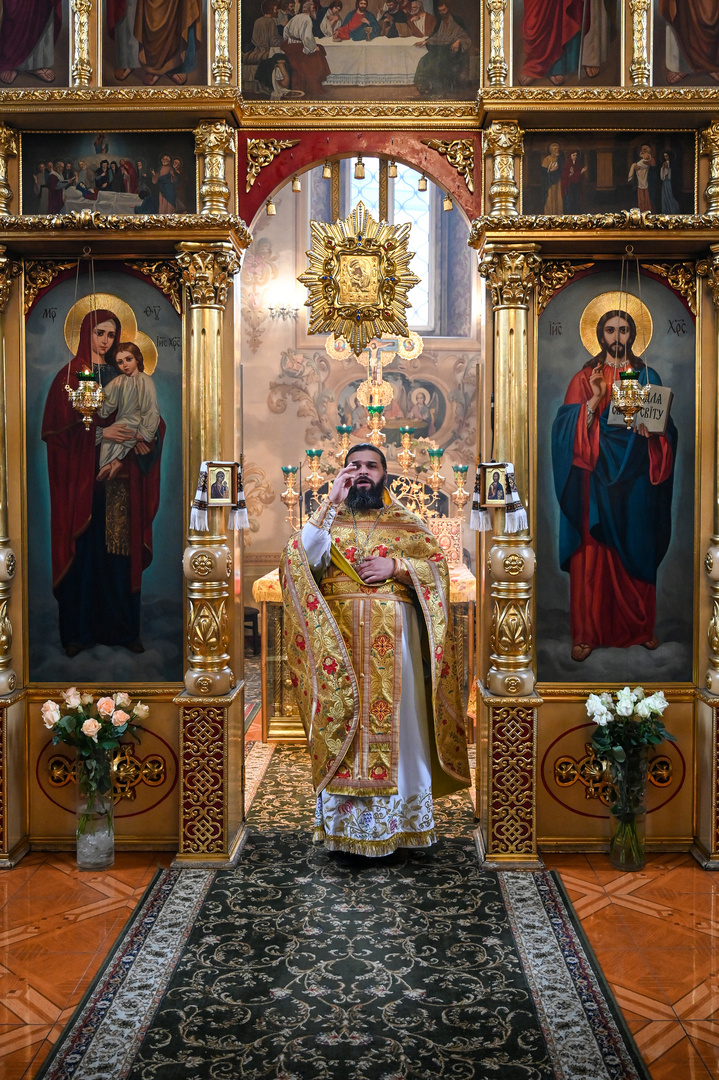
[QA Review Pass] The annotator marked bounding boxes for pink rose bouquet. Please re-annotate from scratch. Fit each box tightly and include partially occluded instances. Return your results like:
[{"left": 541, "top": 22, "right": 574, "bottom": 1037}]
[{"left": 41, "top": 689, "right": 148, "bottom": 833}]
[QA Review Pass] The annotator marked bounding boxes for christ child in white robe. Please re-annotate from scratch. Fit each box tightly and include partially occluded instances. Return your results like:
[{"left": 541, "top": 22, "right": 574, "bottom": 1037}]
[{"left": 96, "top": 341, "right": 160, "bottom": 481}]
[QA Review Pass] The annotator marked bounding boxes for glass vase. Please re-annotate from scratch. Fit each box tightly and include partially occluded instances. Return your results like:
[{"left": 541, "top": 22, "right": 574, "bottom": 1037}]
[
  {"left": 608, "top": 745, "right": 648, "bottom": 872},
  {"left": 76, "top": 749, "right": 115, "bottom": 871}
]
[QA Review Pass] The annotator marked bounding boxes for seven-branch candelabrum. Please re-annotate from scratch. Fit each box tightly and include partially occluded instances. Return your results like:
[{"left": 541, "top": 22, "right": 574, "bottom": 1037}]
[
  {"left": 367, "top": 405, "right": 386, "bottom": 448},
  {"left": 66, "top": 369, "right": 105, "bottom": 431},
  {"left": 452, "top": 465, "right": 470, "bottom": 514},
  {"left": 305, "top": 448, "right": 325, "bottom": 511},
  {"left": 280, "top": 466, "right": 300, "bottom": 528},
  {"left": 611, "top": 370, "right": 649, "bottom": 428}
]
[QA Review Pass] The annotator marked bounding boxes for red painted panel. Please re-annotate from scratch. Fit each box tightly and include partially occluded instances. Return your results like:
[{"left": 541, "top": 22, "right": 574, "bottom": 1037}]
[{"left": 239, "top": 130, "right": 481, "bottom": 224}]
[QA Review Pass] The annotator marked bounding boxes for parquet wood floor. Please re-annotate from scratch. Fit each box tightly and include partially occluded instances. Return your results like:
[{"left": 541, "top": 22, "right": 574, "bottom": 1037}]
[{"left": 2, "top": 843, "right": 717, "bottom": 1077}]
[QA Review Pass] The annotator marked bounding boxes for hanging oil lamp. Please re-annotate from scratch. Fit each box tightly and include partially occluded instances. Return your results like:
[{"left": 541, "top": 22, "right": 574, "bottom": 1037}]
[
  {"left": 611, "top": 369, "right": 649, "bottom": 428},
  {"left": 66, "top": 368, "right": 105, "bottom": 431}
]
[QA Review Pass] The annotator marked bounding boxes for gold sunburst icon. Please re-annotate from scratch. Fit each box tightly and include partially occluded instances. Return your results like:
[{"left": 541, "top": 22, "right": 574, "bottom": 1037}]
[{"left": 298, "top": 202, "right": 420, "bottom": 356}]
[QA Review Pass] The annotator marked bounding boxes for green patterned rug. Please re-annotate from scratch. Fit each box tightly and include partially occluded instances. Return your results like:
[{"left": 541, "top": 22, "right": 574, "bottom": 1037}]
[{"left": 38, "top": 745, "right": 650, "bottom": 1080}]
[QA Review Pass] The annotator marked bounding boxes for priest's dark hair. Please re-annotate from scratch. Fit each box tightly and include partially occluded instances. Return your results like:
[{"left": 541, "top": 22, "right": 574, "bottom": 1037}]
[{"left": 344, "top": 443, "right": 387, "bottom": 472}]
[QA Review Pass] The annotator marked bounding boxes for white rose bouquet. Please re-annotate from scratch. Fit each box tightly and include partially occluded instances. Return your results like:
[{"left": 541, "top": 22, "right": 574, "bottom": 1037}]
[
  {"left": 42, "top": 689, "right": 148, "bottom": 834},
  {"left": 586, "top": 686, "right": 675, "bottom": 870},
  {"left": 586, "top": 686, "right": 674, "bottom": 763}
]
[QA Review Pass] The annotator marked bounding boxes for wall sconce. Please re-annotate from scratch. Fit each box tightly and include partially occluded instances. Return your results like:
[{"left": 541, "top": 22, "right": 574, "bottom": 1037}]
[
  {"left": 269, "top": 303, "right": 299, "bottom": 320},
  {"left": 418, "top": 173, "right": 428, "bottom": 191},
  {"left": 443, "top": 193, "right": 453, "bottom": 211},
  {"left": 266, "top": 197, "right": 276, "bottom": 216},
  {"left": 292, "top": 175, "right": 301, "bottom": 193},
  {"left": 354, "top": 155, "right": 365, "bottom": 180},
  {"left": 388, "top": 159, "right": 398, "bottom": 178},
  {"left": 322, "top": 160, "right": 332, "bottom": 179}
]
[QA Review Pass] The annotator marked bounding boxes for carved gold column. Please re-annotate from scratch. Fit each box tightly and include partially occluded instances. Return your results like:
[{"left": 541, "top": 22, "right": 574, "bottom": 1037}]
[
  {"left": 485, "top": 121, "right": 523, "bottom": 218},
  {"left": 697, "top": 249, "right": 719, "bottom": 694},
  {"left": 0, "top": 250, "right": 19, "bottom": 698},
  {"left": 71, "top": 0, "right": 93, "bottom": 86},
  {"left": 694, "top": 250, "right": 719, "bottom": 866},
  {"left": 177, "top": 242, "right": 241, "bottom": 698},
  {"left": 475, "top": 243, "right": 542, "bottom": 868},
  {"left": 700, "top": 124, "right": 719, "bottom": 215},
  {"left": 175, "top": 242, "right": 246, "bottom": 865},
  {"left": 629, "top": 0, "right": 651, "bottom": 87},
  {"left": 0, "top": 126, "right": 17, "bottom": 215},
  {"left": 486, "top": 0, "right": 508, "bottom": 87},
  {"left": 212, "top": 0, "right": 233, "bottom": 85},
  {"left": 194, "top": 121, "right": 236, "bottom": 216}
]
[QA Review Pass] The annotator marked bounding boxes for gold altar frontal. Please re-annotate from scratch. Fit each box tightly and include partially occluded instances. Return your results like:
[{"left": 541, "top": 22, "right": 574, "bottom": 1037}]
[{"left": 252, "top": 565, "right": 476, "bottom": 742}]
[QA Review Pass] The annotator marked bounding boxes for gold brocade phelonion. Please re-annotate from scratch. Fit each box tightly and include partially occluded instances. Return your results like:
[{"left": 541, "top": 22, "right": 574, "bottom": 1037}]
[{"left": 350, "top": 505, "right": 385, "bottom": 562}]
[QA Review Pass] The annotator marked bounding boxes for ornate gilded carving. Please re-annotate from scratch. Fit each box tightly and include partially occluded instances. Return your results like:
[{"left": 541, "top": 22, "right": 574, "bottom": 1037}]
[
  {"left": 420, "top": 139, "right": 475, "bottom": 193},
  {"left": 0, "top": 249, "right": 21, "bottom": 315},
  {"left": 486, "top": 539, "right": 536, "bottom": 697},
  {"left": 477, "top": 249, "right": 541, "bottom": 308},
  {"left": 0, "top": 250, "right": 18, "bottom": 698},
  {"left": 502, "top": 553, "right": 525, "bottom": 577},
  {"left": 708, "top": 552, "right": 715, "bottom": 574},
  {"left": 71, "top": 0, "right": 92, "bottom": 86},
  {"left": 47, "top": 746, "right": 166, "bottom": 800},
  {"left": 536, "top": 261, "right": 594, "bottom": 316},
  {"left": 179, "top": 705, "right": 226, "bottom": 853},
  {"left": 484, "top": 85, "right": 719, "bottom": 102},
  {"left": 212, "top": 0, "right": 234, "bottom": 85},
  {"left": 191, "top": 553, "right": 215, "bottom": 577},
  {"left": 641, "top": 263, "right": 697, "bottom": 314},
  {"left": 629, "top": 0, "right": 651, "bottom": 86},
  {"left": 700, "top": 123, "right": 719, "bottom": 214},
  {"left": 698, "top": 252, "right": 719, "bottom": 310},
  {"left": 194, "top": 121, "right": 236, "bottom": 215},
  {"left": 484, "top": 121, "right": 523, "bottom": 217},
  {"left": 246, "top": 138, "right": 300, "bottom": 193},
  {"left": 240, "top": 101, "right": 480, "bottom": 126},
  {"left": 22, "top": 261, "right": 76, "bottom": 314},
  {"left": 488, "top": 704, "right": 536, "bottom": 856},
  {"left": 126, "top": 260, "right": 183, "bottom": 314},
  {"left": 0, "top": 213, "right": 252, "bottom": 241},
  {"left": 0, "top": 125, "right": 17, "bottom": 216},
  {"left": 188, "top": 598, "right": 229, "bottom": 655},
  {"left": 470, "top": 212, "right": 719, "bottom": 238},
  {"left": 486, "top": 0, "right": 508, "bottom": 87},
  {"left": 554, "top": 744, "right": 673, "bottom": 803},
  {"left": 492, "top": 598, "right": 531, "bottom": 656},
  {"left": 177, "top": 245, "right": 242, "bottom": 307},
  {"left": 298, "top": 201, "right": 420, "bottom": 355}
]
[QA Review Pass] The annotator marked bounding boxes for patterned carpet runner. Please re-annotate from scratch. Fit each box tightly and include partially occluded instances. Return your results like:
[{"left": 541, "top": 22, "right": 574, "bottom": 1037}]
[{"left": 37, "top": 744, "right": 650, "bottom": 1080}]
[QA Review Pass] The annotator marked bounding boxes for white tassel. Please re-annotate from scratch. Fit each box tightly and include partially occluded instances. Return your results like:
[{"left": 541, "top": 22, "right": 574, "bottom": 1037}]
[
  {"left": 190, "top": 505, "right": 208, "bottom": 531},
  {"left": 470, "top": 508, "right": 492, "bottom": 532},
  {"left": 190, "top": 462, "right": 209, "bottom": 532}
]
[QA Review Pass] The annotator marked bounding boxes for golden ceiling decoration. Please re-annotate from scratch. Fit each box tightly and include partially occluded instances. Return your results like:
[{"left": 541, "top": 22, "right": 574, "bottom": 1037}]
[{"left": 298, "top": 202, "right": 420, "bottom": 356}]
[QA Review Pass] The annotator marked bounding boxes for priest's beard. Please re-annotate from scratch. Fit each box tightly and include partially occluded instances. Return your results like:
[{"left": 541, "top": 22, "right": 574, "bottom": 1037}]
[{"left": 345, "top": 477, "right": 386, "bottom": 510}]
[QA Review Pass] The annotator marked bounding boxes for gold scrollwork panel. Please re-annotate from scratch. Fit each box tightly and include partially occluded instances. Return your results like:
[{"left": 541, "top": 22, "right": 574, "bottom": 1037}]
[
  {"left": 47, "top": 745, "right": 167, "bottom": 802},
  {"left": 553, "top": 744, "right": 673, "bottom": 805},
  {"left": 487, "top": 704, "right": 537, "bottom": 857},
  {"left": 179, "top": 705, "right": 226, "bottom": 854}
]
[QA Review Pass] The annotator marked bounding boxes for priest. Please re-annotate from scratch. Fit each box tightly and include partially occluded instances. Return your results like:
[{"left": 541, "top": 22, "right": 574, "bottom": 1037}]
[{"left": 281, "top": 443, "right": 470, "bottom": 857}]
